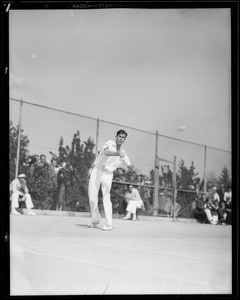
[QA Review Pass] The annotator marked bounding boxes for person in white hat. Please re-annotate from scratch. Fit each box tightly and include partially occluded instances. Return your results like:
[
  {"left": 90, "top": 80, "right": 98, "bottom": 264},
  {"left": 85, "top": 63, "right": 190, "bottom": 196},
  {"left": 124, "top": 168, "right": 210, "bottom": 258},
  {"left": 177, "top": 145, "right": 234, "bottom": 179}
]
[{"left": 10, "top": 174, "right": 37, "bottom": 215}]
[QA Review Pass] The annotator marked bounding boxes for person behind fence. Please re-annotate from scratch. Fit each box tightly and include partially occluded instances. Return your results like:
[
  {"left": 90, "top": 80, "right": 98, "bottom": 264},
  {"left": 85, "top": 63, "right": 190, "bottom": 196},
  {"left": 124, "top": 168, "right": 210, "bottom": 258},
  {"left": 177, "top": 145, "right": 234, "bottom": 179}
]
[
  {"left": 194, "top": 193, "right": 207, "bottom": 223},
  {"left": 211, "top": 186, "right": 220, "bottom": 203},
  {"left": 49, "top": 158, "right": 60, "bottom": 208},
  {"left": 123, "top": 184, "right": 145, "bottom": 221},
  {"left": 224, "top": 196, "right": 232, "bottom": 225},
  {"left": 224, "top": 186, "right": 232, "bottom": 202},
  {"left": 56, "top": 161, "right": 73, "bottom": 211},
  {"left": 10, "top": 174, "right": 37, "bottom": 215},
  {"left": 87, "top": 129, "right": 136, "bottom": 231}
]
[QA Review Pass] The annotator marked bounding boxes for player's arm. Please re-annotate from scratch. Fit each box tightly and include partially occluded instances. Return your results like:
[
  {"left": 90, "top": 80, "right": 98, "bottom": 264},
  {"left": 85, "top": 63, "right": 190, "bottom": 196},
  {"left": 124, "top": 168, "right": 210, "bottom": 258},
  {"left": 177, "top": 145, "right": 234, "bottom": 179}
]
[{"left": 104, "top": 143, "right": 122, "bottom": 157}]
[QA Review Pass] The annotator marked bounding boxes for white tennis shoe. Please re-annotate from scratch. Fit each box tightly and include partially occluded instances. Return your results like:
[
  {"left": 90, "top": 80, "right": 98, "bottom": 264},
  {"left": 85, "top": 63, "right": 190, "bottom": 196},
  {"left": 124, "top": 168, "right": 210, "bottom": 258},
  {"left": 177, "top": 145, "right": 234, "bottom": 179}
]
[{"left": 101, "top": 225, "right": 112, "bottom": 231}]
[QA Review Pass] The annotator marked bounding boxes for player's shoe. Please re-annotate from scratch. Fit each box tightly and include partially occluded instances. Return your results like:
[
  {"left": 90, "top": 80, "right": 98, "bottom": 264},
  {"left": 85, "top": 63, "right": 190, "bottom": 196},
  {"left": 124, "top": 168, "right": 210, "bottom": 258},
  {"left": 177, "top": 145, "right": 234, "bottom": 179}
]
[
  {"left": 88, "top": 220, "right": 100, "bottom": 228},
  {"left": 101, "top": 225, "right": 112, "bottom": 231},
  {"left": 27, "top": 210, "right": 37, "bottom": 216},
  {"left": 132, "top": 216, "right": 137, "bottom": 221},
  {"left": 11, "top": 209, "right": 21, "bottom": 215}
]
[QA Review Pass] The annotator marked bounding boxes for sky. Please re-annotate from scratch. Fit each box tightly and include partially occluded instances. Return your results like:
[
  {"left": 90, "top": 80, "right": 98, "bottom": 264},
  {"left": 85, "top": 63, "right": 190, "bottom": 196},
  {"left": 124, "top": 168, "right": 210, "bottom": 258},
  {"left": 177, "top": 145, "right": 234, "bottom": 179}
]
[{"left": 9, "top": 8, "right": 231, "bottom": 178}]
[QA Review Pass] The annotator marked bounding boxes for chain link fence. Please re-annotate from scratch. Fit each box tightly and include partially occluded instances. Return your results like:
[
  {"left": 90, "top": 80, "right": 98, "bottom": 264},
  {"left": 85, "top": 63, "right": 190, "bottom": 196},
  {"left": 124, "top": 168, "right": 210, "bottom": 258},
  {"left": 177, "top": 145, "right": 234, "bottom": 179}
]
[{"left": 9, "top": 98, "right": 231, "bottom": 219}]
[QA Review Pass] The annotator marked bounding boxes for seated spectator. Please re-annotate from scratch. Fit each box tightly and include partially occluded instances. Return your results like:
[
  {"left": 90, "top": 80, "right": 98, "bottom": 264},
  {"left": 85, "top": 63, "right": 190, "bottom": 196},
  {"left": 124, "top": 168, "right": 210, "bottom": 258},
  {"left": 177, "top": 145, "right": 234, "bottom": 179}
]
[
  {"left": 10, "top": 174, "right": 37, "bottom": 215},
  {"left": 212, "top": 199, "right": 226, "bottom": 225},
  {"left": 224, "top": 186, "right": 232, "bottom": 202},
  {"left": 204, "top": 197, "right": 218, "bottom": 225},
  {"left": 225, "top": 197, "right": 232, "bottom": 225},
  {"left": 123, "top": 184, "right": 145, "bottom": 221}
]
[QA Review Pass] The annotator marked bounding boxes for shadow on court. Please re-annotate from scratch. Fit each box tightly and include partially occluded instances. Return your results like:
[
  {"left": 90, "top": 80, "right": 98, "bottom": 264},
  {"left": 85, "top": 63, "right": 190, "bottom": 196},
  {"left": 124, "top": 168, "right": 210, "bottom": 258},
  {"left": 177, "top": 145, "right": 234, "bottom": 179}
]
[{"left": 10, "top": 213, "right": 232, "bottom": 295}]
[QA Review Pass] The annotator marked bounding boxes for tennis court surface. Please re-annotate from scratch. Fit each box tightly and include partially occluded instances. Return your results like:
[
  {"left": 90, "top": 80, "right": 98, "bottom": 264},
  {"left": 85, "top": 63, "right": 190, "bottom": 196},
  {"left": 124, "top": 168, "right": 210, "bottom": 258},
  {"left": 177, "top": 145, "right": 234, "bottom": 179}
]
[{"left": 10, "top": 212, "right": 232, "bottom": 295}]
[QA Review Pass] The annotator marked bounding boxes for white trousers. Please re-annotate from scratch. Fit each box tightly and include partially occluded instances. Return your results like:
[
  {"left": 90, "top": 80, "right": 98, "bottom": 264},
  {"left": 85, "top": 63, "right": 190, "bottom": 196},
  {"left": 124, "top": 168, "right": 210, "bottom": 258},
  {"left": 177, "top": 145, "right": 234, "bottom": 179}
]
[
  {"left": 88, "top": 167, "right": 113, "bottom": 226},
  {"left": 126, "top": 200, "right": 144, "bottom": 215},
  {"left": 205, "top": 208, "right": 218, "bottom": 224},
  {"left": 11, "top": 191, "right": 34, "bottom": 209}
]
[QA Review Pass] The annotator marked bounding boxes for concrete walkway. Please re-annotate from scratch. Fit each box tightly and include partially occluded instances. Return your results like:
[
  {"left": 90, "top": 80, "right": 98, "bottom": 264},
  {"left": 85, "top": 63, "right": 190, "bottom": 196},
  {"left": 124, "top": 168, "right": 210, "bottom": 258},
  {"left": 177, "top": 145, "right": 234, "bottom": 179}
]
[{"left": 10, "top": 211, "right": 232, "bottom": 295}]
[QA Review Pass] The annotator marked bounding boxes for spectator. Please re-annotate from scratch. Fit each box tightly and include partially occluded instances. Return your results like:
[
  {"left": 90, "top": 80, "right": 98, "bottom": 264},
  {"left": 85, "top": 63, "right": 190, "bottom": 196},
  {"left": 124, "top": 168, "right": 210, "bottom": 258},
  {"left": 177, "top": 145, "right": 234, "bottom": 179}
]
[
  {"left": 212, "top": 199, "right": 226, "bottom": 225},
  {"left": 225, "top": 197, "right": 232, "bottom": 225},
  {"left": 10, "top": 174, "right": 37, "bottom": 215},
  {"left": 141, "top": 184, "right": 153, "bottom": 214},
  {"left": 204, "top": 197, "right": 218, "bottom": 225},
  {"left": 211, "top": 187, "right": 220, "bottom": 203},
  {"left": 218, "top": 184, "right": 225, "bottom": 203},
  {"left": 123, "top": 184, "right": 145, "bottom": 221},
  {"left": 37, "top": 154, "right": 49, "bottom": 168},
  {"left": 19, "top": 150, "right": 38, "bottom": 176},
  {"left": 56, "top": 162, "right": 73, "bottom": 211},
  {"left": 194, "top": 193, "right": 207, "bottom": 223},
  {"left": 114, "top": 168, "right": 126, "bottom": 182},
  {"left": 224, "top": 186, "right": 232, "bottom": 202},
  {"left": 49, "top": 158, "right": 60, "bottom": 207},
  {"left": 49, "top": 158, "right": 60, "bottom": 183}
]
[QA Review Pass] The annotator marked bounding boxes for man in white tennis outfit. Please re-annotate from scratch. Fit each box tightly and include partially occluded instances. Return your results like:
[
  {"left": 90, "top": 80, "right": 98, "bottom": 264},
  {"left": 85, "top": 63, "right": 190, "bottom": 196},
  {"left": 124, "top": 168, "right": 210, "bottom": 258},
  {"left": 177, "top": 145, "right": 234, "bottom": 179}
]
[{"left": 88, "top": 129, "right": 135, "bottom": 231}]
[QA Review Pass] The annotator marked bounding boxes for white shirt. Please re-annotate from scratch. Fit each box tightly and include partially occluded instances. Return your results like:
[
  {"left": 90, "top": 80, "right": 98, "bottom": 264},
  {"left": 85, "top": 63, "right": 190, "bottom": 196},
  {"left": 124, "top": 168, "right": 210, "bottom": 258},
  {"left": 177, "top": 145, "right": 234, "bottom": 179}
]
[
  {"left": 10, "top": 178, "right": 28, "bottom": 194},
  {"left": 224, "top": 191, "right": 232, "bottom": 201},
  {"left": 124, "top": 188, "right": 142, "bottom": 202},
  {"left": 94, "top": 139, "right": 131, "bottom": 173},
  {"left": 213, "top": 192, "right": 220, "bottom": 202}
]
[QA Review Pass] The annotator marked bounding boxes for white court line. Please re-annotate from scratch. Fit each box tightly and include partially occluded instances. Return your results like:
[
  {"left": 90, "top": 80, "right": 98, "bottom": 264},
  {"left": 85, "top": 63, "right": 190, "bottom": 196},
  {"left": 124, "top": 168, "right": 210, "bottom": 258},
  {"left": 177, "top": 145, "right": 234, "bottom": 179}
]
[
  {"left": 12, "top": 245, "right": 230, "bottom": 292},
  {"left": 70, "top": 239, "right": 232, "bottom": 264}
]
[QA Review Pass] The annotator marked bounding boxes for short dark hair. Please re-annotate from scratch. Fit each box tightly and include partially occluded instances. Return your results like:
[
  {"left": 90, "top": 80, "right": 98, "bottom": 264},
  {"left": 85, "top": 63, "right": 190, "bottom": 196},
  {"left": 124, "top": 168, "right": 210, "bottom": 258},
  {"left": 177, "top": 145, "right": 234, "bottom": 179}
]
[{"left": 116, "top": 129, "right": 128, "bottom": 137}]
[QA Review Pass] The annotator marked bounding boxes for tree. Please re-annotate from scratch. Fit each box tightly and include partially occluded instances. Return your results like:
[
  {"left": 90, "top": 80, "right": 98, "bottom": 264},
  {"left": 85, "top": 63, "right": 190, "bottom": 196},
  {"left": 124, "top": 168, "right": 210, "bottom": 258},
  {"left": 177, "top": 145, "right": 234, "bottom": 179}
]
[
  {"left": 176, "top": 160, "right": 200, "bottom": 218},
  {"left": 55, "top": 132, "right": 96, "bottom": 212},
  {"left": 177, "top": 160, "right": 200, "bottom": 190},
  {"left": 9, "top": 121, "right": 29, "bottom": 181},
  {"left": 218, "top": 166, "right": 231, "bottom": 188}
]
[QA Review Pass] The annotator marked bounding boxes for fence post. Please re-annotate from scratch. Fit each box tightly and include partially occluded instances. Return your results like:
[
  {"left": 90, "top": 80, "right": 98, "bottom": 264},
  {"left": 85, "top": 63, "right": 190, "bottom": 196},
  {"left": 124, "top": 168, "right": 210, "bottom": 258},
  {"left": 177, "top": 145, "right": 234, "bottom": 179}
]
[
  {"left": 95, "top": 118, "right": 100, "bottom": 156},
  {"left": 203, "top": 145, "right": 207, "bottom": 193},
  {"left": 15, "top": 99, "right": 23, "bottom": 179},
  {"left": 173, "top": 156, "right": 177, "bottom": 221},
  {"left": 153, "top": 131, "right": 159, "bottom": 217}
]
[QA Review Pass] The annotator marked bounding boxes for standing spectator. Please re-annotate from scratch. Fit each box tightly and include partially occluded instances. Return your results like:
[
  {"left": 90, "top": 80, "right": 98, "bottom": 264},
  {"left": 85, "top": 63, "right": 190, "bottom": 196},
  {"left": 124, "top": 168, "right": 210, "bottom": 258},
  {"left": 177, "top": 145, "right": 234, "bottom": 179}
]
[
  {"left": 211, "top": 187, "right": 220, "bottom": 203},
  {"left": 19, "top": 150, "right": 38, "bottom": 176},
  {"left": 224, "top": 186, "right": 232, "bottom": 202},
  {"left": 225, "top": 197, "right": 232, "bottom": 225},
  {"left": 218, "top": 184, "right": 225, "bottom": 203},
  {"left": 194, "top": 193, "right": 207, "bottom": 223},
  {"left": 10, "top": 174, "right": 37, "bottom": 215},
  {"left": 141, "top": 184, "right": 153, "bottom": 214},
  {"left": 123, "top": 184, "right": 145, "bottom": 221},
  {"left": 37, "top": 154, "right": 49, "bottom": 168},
  {"left": 56, "top": 162, "right": 73, "bottom": 211},
  {"left": 49, "top": 158, "right": 60, "bottom": 208}
]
